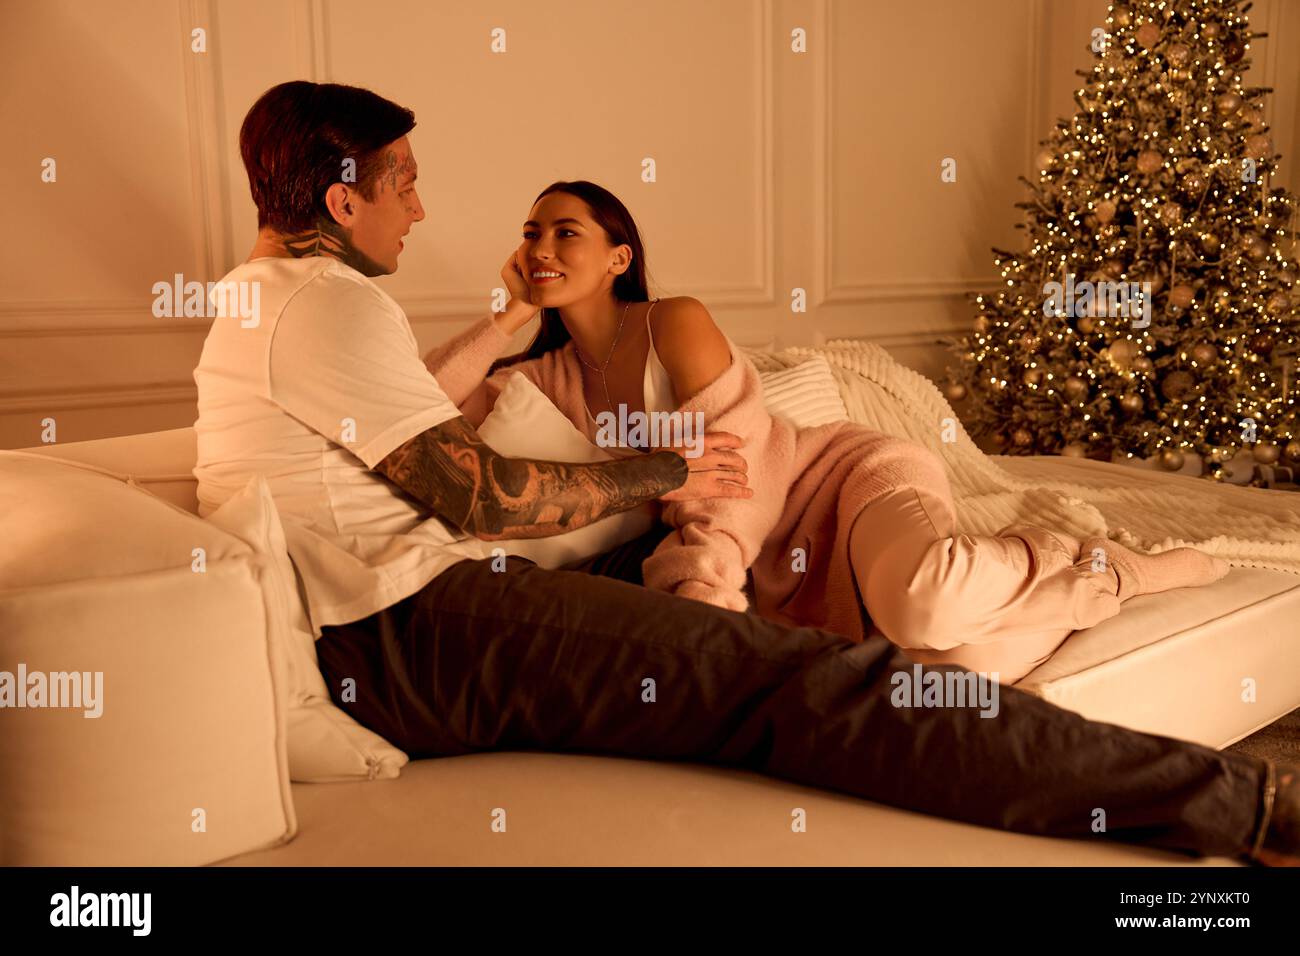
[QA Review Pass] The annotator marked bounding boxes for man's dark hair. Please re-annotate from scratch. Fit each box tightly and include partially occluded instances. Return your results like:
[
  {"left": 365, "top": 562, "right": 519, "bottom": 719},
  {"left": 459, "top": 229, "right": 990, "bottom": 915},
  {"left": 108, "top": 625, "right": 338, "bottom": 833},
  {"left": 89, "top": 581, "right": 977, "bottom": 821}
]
[{"left": 239, "top": 81, "right": 416, "bottom": 232}]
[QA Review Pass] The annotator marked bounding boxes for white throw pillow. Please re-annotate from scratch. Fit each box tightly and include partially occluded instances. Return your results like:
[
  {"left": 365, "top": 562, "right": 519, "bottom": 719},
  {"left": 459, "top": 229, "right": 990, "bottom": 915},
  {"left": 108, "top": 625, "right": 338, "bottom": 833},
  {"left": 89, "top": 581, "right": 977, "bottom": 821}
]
[
  {"left": 759, "top": 355, "right": 850, "bottom": 428},
  {"left": 0, "top": 453, "right": 296, "bottom": 865},
  {"left": 202, "top": 475, "right": 409, "bottom": 784},
  {"left": 476, "top": 372, "right": 656, "bottom": 568}
]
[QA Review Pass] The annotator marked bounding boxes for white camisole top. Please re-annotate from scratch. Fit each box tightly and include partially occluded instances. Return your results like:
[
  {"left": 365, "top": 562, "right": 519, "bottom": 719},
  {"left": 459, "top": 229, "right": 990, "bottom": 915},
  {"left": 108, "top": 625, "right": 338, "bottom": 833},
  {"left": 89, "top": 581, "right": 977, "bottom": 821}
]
[{"left": 582, "top": 298, "right": 677, "bottom": 457}]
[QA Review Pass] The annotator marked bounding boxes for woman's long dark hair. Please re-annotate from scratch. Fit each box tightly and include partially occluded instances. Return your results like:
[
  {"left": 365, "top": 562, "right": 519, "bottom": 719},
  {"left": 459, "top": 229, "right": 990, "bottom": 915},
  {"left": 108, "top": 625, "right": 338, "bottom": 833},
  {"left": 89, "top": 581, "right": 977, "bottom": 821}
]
[{"left": 489, "top": 180, "right": 651, "bottom": 374}]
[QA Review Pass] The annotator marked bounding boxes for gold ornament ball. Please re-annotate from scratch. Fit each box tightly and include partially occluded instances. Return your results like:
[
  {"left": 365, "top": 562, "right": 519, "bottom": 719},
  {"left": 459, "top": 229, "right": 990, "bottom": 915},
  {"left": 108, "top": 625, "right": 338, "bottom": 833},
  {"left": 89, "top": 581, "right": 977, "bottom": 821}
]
[
  {"left": 1191, "top": 342, "right": 1217, "bottom": 364},
  {"left": 1136, "top": 150, "right": 1164, "bottom": 174},
  {"left": 1135, "top": 23, "right": 1161, "bottom": 48},
  {"left": 1249, "top": 239, "right": 1270, "bottom": 261},
  {"left": 1279, "top": 268, "right": 1296, "bottom": 287},
  {"left": 1103, "top": 258, "right": 1125, "bottom": 278},
  {"left": 1266, "top": 292, "right": 1289, "bottom": 315},
  {"left": 1120, "top": 392, "right": 1144, "bottom": 414},
  {"left": 1249, "top": 332, "right": 1275, "bottom": 354},
  {"left": 1160, "top": 370, "right": 1194, "bottom": 401},
  {"left": 1113, "top": 7, "right": 1132, "bottom": 27},
  {"left": 1064, "top": 376, "right": 1089, "bottom": 399},
  {"left": 974, "top": 315, "right": 990, "bottom": 333},
  {"left": 1224, "top": 36, "right": 1245, "bottom": 63},
  {"left": 989, "top": 432, "right": 1008, "bottom": 450},
  {"left": 1062, "top": 443, "right": 1088, "bottom": 458},
  {"left": 1201, "top": 233, "right": 1221, "bottom": 254},
  {"left": 1166, "top": 43, "right": 1191, "bottom": 66},
  {"left": 1211, "top": 286, "right": 1231, "bottom": 309},
  {"left": 1247, "top": 133, "right": 1273, "bottom": 158},
  {"left": 1252, "top": 443, "right": 1281, "bottom": 465},
  {"left": 1159, "top": 201, "right": 1184, "bottom": 226},
  {"left": 1023, "top": 367, "right": 1044, "bottom": 386},
  {"left": 1095, "top": 199, "right": 1117, "bottom": 224},
  {"left": 1285, "top": 440, "right": 1300, "bottom": 462},
  {"left": 1216, "top": 91, "right": 1243, "bottom": 114},
  {"left": 1108, "top": 338, "right": 1138, "bottom": 367},
  {"left": 1168, "top": 284, "right": 1195, "bottom": 309},
  {"left": 1202, "top": 22, "right": 1221, "bottom": 39},
  {"left": 1133, "top": 355, "right": 1154, "bottom": 373},
  {"left": 944, "top": 382, "right": 967, "bottom": 402},
  {"left": 1159, "top": 448, "right": 1185, "bottom": 471},
  {"left": 1145, "top": 271, "right": 1165, "bottom": 294},
  {"left": 1077, "top": 315, "right": 1096, "bottom": 334},
  {"left": 1012, "top": 428, "right": 1034, "bottom": 447},
  {"left": 1183, "top": 172, "right": 1205, "bottom": 193},
  {"left": 1035, "top": 149, "right": 1055, "bottom": 172}
]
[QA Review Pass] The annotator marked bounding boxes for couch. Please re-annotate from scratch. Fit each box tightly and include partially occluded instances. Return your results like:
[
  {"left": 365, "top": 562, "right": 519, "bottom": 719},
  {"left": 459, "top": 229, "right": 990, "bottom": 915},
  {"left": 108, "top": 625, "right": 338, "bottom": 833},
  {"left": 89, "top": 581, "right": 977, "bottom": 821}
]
[{"left": 6, "top": 418, "right": 1300, "bottom": 867}]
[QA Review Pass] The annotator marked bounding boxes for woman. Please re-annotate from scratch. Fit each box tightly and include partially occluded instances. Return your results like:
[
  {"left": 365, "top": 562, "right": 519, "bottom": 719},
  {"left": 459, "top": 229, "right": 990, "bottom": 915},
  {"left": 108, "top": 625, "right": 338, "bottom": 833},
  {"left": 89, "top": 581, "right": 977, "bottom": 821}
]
[{"left": 425, "top": 181, "right": 1230, "bottom": 684}]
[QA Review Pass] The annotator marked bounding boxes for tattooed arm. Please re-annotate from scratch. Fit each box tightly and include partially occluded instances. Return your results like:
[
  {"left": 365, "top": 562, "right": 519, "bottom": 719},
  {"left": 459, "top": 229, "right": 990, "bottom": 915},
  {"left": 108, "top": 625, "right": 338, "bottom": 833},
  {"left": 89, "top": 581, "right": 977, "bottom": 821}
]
[{"left": 375, "top": 415, "right": 691, "bottom": 541}]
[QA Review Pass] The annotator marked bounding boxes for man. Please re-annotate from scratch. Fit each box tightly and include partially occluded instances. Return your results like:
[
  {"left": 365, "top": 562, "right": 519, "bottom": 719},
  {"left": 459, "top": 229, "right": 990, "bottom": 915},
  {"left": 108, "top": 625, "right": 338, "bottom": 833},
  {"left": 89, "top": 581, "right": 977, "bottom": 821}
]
[{"left": 193, "top": 80, "right": 1298, "bottom": 865}]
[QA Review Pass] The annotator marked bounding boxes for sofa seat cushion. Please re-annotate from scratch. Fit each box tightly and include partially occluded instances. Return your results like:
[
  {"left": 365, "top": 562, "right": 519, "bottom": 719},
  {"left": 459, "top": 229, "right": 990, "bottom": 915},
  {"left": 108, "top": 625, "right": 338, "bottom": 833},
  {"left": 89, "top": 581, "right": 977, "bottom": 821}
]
[
  {"left": 1016, "top": 564, "right": 1300, "bottom": 748},
  {"left": 216, "top": 751, "right": 1235, "bottom": 866}
]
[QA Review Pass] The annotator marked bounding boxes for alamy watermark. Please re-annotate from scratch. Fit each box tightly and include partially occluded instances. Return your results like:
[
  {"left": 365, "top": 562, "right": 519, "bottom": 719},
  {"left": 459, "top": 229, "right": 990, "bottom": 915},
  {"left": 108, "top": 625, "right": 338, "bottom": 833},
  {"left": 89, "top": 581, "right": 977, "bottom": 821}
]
[
  {"left": 594, "top": 405, "right": 706, "bottom": 458},
  {"left": 0, "top": 664, "right": 103, "bottom": 718},
  {"left": 1044, "top": 273, "right": 1151, "bottom": 329},
  {"left": 50, "top": 886, "right": 150, "bottom": 936},
  {"left": 152, "top": 273, "right": 261, "bottom": 328},
  {"left": 890, "top": 663, "right": 1000, "bottom": 718}
]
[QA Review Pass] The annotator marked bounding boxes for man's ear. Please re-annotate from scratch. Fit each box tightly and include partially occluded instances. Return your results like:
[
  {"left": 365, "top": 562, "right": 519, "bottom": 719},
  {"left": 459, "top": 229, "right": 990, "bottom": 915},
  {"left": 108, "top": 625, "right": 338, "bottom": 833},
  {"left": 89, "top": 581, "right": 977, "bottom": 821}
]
[{"left": 323, "top": 182, "right": 356, "bottom": 227}]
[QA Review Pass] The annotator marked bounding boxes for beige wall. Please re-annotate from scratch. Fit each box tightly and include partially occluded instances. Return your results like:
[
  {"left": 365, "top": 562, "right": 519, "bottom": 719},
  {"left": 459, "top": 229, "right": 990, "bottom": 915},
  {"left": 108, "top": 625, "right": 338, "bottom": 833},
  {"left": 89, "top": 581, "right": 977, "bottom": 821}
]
[{"left": 3, "top": 0, "right": 1299, "bottom": 447}]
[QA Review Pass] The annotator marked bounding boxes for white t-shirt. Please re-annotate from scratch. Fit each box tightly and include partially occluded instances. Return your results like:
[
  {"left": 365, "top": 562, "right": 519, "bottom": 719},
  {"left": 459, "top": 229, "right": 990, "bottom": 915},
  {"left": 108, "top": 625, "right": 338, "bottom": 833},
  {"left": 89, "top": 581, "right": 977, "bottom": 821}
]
[{"left": 192, "top": 256, "right": 495, "bottom": 636}]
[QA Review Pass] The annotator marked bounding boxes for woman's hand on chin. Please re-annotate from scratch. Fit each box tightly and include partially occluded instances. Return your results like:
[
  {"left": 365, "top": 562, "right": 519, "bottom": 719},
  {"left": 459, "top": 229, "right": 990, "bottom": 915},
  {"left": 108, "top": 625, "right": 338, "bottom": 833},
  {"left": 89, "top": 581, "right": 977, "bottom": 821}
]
[
  {"left": 493, "top": 251, "right": 542, "bottom": 334},
  {"left": 501, "top": 250, "right": 539, "bottom": 308}
]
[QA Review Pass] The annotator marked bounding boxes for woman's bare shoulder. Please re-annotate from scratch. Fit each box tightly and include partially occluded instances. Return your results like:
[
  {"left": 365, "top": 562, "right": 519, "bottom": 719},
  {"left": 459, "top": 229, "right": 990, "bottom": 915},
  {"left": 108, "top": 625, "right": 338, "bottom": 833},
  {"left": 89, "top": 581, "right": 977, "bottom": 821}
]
[{"left": 647, "top": 296, "right": 732, "bottom": 399}]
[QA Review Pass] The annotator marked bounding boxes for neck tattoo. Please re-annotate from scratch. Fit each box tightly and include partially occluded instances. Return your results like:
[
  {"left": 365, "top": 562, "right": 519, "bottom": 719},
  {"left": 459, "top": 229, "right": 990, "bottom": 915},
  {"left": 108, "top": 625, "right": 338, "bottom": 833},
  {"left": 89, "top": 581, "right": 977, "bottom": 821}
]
[{"left": 276, "top": 217, "right": 387, "bottom": 277}]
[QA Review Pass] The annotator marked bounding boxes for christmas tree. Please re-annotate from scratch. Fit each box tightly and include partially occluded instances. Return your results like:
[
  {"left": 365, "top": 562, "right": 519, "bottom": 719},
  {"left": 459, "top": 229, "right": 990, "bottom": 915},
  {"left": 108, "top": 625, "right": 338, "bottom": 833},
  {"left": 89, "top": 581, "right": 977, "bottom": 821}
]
[{"left": 944, "top": 0, "right": 1300, "bottom": 481}]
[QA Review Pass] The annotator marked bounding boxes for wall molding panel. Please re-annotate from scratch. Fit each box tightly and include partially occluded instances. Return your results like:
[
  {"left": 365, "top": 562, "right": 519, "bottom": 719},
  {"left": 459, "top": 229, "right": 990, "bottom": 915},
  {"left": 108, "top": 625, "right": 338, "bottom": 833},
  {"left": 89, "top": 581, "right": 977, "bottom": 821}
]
[{"left": 4, "top": 0, "right": 1298, "bottom": 446}]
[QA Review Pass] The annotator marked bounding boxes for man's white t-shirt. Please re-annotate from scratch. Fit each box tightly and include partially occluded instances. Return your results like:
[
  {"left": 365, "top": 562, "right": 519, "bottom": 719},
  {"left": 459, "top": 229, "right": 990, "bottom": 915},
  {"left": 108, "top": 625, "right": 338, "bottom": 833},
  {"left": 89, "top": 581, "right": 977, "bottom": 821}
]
[{"left": 192, "top": 256, "right": 495, "bottom": 637}]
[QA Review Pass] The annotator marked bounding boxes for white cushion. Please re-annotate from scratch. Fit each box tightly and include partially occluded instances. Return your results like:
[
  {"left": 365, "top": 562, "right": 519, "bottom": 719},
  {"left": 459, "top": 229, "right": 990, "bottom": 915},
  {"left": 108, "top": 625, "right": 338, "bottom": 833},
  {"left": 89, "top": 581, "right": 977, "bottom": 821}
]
[
  {"left": 0, "top": 453, "right": 295, "bottom": 864},
  {"left": 16, "top": 436, "right": 410, "bottom": 783},
  {"left": 476, "top": 372, "right": 656, "bottom": 569},
  {"left": 759, "top": 355, "right": 850, "bottom": 428},
  {"left": 203, "top": 475, "right": 409, "bottom": 783}
]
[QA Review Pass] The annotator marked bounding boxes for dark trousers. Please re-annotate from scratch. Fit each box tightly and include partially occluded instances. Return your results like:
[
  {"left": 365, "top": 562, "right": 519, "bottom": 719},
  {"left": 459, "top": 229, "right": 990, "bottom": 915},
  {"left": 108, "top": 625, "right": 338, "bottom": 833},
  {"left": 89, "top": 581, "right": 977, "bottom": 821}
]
[{"left": 316, "top": 527, "right": 1267, "bottom": 859}]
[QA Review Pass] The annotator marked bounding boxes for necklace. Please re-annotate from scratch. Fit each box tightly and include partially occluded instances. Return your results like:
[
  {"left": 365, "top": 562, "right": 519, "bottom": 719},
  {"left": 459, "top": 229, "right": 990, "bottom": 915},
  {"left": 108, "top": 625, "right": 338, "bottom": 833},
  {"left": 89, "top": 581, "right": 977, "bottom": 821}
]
[{"left": 574, "top": 300, "right": 633, "bottom": 416}]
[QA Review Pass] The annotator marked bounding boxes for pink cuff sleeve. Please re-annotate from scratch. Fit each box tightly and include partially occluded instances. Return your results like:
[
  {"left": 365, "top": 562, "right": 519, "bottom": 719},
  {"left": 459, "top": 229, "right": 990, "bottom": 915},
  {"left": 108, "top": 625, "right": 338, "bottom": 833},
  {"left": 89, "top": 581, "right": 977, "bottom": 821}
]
[{"left": 422, "top": 315, "right": 514, "bottom": 407}]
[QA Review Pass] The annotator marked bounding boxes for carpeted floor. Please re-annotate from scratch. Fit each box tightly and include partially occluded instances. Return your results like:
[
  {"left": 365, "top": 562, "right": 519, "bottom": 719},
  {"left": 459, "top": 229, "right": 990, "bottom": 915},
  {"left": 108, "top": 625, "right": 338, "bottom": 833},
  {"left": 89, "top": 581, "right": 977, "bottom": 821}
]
[{"left": 1227, "top": 707, "right": 1300, "bottom": 764}]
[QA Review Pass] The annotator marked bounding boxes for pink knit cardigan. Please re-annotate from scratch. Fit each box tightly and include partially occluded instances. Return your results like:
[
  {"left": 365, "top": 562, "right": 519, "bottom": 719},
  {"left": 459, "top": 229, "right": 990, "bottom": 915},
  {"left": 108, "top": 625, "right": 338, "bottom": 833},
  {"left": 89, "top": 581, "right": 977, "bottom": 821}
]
[{"left": 424, "top": 315, "right": 948, "bottom": 641}]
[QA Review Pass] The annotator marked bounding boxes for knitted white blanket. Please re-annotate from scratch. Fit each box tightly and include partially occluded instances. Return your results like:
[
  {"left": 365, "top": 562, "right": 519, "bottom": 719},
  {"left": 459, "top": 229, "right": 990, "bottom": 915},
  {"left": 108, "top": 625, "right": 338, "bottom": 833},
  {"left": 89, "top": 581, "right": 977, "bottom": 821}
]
[{"left": 744, "top": 340, "right": 1300, "bottom": 575}]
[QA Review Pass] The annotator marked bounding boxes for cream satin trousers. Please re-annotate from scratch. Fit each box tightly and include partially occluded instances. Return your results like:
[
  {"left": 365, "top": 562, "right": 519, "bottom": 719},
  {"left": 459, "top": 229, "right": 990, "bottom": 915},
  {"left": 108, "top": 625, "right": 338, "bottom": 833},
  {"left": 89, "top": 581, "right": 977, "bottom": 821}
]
[{"left": 849, "top": 484, "right": 1123, "bottom": 684}]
